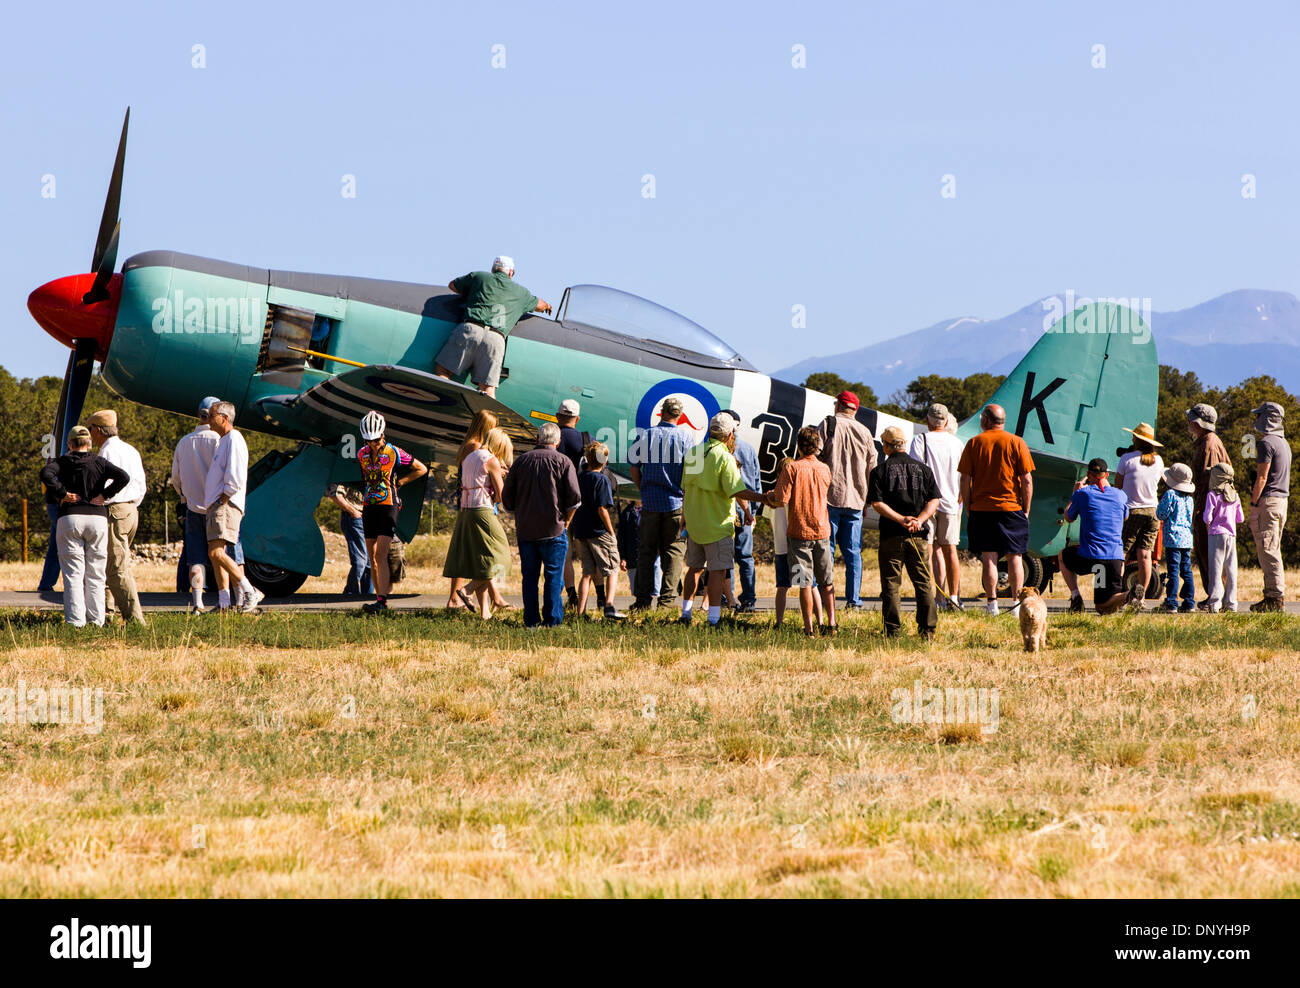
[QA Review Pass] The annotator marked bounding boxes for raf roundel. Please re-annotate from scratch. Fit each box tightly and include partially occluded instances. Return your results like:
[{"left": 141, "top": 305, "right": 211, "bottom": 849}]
[{"left": 636, "top": 378, "right": 721, "bottom": 446}]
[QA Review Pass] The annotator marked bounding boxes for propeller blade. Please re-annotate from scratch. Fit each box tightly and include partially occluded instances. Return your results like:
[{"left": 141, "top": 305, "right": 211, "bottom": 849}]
[
  {"left": 90, "top": 107, "right": 129, "bottom": 276},
  {"left": 50, "top": 339, "right": 98, "bottom": 456},
  {"left": 81, "top": 220, "right": 119, "bottom": 304}
]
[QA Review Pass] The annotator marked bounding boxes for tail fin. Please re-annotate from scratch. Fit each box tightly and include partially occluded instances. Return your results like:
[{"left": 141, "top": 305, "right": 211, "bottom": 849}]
[{"left": 958, "top": 302, "right": 1158, "bottom": 557}]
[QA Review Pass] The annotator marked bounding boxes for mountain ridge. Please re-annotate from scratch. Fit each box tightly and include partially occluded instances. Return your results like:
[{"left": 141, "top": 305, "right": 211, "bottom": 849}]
[{"left": 773, "top": 289, "right": 1300, "bottom": 395}]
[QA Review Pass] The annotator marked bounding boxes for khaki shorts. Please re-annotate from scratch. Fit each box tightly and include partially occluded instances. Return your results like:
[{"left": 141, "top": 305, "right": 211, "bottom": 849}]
[
  {"left": 205, "top": 500, "right": 243, "bottom": 544},
  {"left": 927, "top": 510, "right": 961, "bottom": 546},
  {"left": 435, "top": 321, "right": 506, "bottom": 388},
  {"left": 575, "top": 531, "right": 620, "bottom": 578},
  {"left": 788, "top": 537, "right": 834, "bottom": 588},
  {"left": 1122, "top": 507, "right": 1159, "bottom": 555},
  {"left": 685, "top": 535, "right": 734, "bottom": 571}
]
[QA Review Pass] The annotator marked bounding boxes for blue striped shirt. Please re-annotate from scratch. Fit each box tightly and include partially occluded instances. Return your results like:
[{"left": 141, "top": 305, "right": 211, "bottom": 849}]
[{"left": 630, "top": 423, "right": 695, "bottom": 512}]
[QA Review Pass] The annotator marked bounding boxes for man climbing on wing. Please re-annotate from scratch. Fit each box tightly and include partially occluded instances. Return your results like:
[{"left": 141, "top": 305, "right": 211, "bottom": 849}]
[{"left": 434, "top": 256, "right": 552, "bottom": 399}]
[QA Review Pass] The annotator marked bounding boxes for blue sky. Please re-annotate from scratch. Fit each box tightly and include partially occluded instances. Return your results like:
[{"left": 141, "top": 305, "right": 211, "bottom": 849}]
[{"left": 4, "top": 0, "right": 1299, "bottom": 380}]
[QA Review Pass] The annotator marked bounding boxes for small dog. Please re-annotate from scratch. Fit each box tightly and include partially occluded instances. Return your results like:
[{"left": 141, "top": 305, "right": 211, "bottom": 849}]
[{"left": 1018, "top": 587, "right": 1048, "bottom": 653}]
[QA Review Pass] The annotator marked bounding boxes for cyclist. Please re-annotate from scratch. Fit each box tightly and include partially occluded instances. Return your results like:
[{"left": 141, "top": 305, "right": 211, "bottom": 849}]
[{"left": 357, "top": 411, "right": 428, "bottom": 613}]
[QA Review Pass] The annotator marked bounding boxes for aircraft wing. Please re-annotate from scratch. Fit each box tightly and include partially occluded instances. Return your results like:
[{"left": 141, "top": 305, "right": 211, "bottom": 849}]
[{"left": 255, "top": 364, "right": 537, "bottom": 460}]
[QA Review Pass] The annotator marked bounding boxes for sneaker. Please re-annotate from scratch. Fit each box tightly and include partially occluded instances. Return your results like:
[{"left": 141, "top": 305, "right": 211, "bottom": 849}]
[
  {"left": 676, "top": 613, "right": 692, "bottom": 626},
  {"left": 187, "top": 602, "right": 212, "bottom": 615},
  {"left": 238, "top": 587, "right": 265, "bottom": 614},
  {"left": 1068, "top": 596, "right": 1084, "bottom": 614},
  {"left": 985, "top": 599, "right": 999, "bottom": 616},
  {"left": 842, "top": 601, "right": 863, "bottom": 610},
  {"left": 1160, "top": 601, "right": 1178, "bottom": 613},
  {"left": 627, "top": 601, "right": 652, "bottom": 614},
  {"left": 951, "top": 597, "right": 966, "bottom": 612},
  {"left": 735, "top": 601, "right": 756, "bottom": 614},
  {"left": 362, "top": 600, "right": 388, "bottom": 614},
  {"left": 1250, "top": 598, "right": 1284, "bottom": 613},
  {"left": 603, "top": 605, "right": 627, "bottom": 621},
  {"left": 1178, "top": 602, "right": 1195, "bottom": 613},
  {"left": 821, "top": 623, "right": 839, "bottom": 637},
  {"left": 1196, "top": 599, "right": 1212, "bottom": 612}
]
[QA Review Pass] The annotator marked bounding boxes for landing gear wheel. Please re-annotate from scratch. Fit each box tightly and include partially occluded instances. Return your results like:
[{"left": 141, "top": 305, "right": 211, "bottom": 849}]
[
  {"left": 244, "top": 560, "right": 308, "bottom": 597},
  {"left": 996, "top": 554, "right": 1043, "bottom": 598},
  {"left": 1122, "top": 561, "right": 1162, "bottom": 600}
]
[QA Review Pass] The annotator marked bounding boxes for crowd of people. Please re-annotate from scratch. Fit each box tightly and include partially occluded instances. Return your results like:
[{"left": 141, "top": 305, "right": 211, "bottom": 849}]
[
  {"left": 36, "top": 383, "right": 1292, "bottom": 632},
  {"left": 420, "top": 391, "right": 1293, "bottom": 634},
  {"left": 38, "top": 397, "right": 266, "bottom": 625}
]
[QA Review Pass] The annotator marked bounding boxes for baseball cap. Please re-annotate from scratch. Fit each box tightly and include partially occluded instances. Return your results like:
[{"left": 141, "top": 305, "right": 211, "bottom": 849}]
[
  {"left": 660, "top": 396, "right": 683, "bottom": 418},
  {"left": 68, "top": 425, "right": 92, "bottom": 443},
  {"left": 1087, "top": 457, "right": 1109, "bottom": 473},
  {"left": 199, "top": 396, "right": 221, "bottom": 414},
  {"left": 493, "top": 255, "right": 515, "bottom": 272},
  {"left": 557, "top": 398, "right": 580, "bottom": 417},
  {"left": 836, "top": 390, "right": 860, "bottom": 409},
  {"left": 925, "top": 402, "right": 949, "bottom": 424},
  {"left": 708, "top": 411, "right": 739, "bottom": 439},
  {"left": 86, "top": 409, "right": 117, "bottom": 430}
]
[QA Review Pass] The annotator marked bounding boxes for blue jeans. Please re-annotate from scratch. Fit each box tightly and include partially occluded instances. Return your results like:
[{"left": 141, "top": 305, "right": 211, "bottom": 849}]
[
  {"left": 519, "top": 534, "right": 568, "bottom": 627},
  {"left": 827, "top": 506, "right": 863, "bottom": 605},
  {"left": 341, "top": 510, "right": 373, "bottom": 595},
  {"left": 1165, "top": 547, "right": 1194, "bottom": 606},
  {"left": 38, "top": 501, "right": 61, "bottom": 591},
  {"left": 733, "top": 521, "right": 756, "bottom": 605}
]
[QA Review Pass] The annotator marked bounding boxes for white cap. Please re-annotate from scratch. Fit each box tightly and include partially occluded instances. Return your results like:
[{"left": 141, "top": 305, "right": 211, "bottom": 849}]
[
  {"left": 557, "top": 398, "right": 580, "bottom": 417},
  {"left": 708, "top": 411, "right": 739, "bottom": 439},
  {"left": 493, "top": 255, "right": 515, "bottom": 273}
]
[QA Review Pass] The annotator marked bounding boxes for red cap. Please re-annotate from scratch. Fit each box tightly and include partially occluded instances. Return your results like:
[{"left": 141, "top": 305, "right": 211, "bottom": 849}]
[{"left": 836, "top": 390, "right": 860, "bottom": 409}]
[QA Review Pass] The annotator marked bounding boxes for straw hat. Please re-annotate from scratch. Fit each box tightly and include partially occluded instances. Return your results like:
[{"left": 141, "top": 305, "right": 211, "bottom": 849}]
[{"left": 1122, "top": 422, "right": 1162, "bottom": 448}]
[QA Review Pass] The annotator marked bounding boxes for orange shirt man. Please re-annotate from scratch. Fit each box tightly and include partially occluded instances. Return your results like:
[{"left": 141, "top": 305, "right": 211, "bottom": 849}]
[{"left": 957, "top": 403, "right": 1036, "bottom": 612}]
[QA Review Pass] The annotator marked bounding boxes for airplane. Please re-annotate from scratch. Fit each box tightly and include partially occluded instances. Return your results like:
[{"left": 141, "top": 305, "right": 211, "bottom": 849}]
[{"left": 27, "top": 110, "right": 1159, "bottom": 596}]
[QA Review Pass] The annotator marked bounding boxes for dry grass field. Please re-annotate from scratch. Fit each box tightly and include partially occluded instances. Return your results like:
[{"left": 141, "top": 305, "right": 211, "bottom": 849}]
[{"left": 0, "top": 545, "right": 1295, "bottom": 898}]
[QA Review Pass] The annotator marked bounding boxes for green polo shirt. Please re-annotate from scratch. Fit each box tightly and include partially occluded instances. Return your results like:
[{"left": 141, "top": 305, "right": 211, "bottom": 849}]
[
  {"left": 453, "top": 270, "right": 539, "bottom": 336},
  {"left": 682, "top": 438, "right": 746, "bottom": 545}
]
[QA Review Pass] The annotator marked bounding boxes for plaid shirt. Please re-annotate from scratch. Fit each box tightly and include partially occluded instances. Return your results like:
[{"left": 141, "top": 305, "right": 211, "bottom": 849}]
[{"left": 631, "top": 422, "right": 695, "bottom": 512}]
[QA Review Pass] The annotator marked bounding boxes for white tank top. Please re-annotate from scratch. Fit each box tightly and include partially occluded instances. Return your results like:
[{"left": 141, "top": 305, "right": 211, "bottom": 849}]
[{"left": 460, "top": 448, "right": 495, "bottom": 509}]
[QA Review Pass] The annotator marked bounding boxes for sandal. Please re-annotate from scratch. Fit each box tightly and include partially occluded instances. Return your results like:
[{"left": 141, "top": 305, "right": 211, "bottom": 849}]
[{"left": 456, "top": 589, "right": 475, "bottom": 610}]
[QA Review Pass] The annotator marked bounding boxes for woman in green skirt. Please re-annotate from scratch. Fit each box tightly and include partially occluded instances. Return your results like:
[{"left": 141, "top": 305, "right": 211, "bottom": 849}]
[{"left": 442, "top": 427, "right": 512, "bottom": 617}]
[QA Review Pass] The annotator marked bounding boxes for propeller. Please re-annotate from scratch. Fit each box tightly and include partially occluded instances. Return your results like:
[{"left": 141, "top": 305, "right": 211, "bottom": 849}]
[
  {"left": 36, "top": 107, "right": 129, "bottom": 457},
  {"left": 82, "top": 107, "right": 128, "bottom": 305}
]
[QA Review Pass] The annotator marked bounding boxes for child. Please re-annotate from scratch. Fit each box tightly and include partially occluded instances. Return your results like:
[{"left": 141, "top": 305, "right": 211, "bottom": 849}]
[
  {"left": 1203, "top": 461, "right": 1243, "bottom": 613},
  {"left": 569, "top": 442, "right": 626, "bottom": 620},
  {"left": 767, "top": 429, "right": 836, "bottom": 636},
  {"left": 770, "top": 456, "right": 822, "bottom": 627},
  {"left": 1156, "top": 463, "right": 1196, "bottom": 612}
]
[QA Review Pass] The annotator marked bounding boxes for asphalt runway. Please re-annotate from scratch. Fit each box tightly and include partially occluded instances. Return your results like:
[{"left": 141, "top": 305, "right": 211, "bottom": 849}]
[{"left": 1, "top": 591, "right": 1295, "bottom": 615}]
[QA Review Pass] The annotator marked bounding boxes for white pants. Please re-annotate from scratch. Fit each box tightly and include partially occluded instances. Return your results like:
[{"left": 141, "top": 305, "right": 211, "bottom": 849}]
[
  {"left": 56, "top": 514, "right": 108, "bottom": 627},
  {"left": 1206, "top": 532, "right": 1238, "bottom": 612}
]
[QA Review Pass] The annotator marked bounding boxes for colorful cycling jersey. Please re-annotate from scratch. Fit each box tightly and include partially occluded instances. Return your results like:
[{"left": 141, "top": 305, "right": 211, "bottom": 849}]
[{"left": 358, "top": 442, "right": 413, "bottom": 506}]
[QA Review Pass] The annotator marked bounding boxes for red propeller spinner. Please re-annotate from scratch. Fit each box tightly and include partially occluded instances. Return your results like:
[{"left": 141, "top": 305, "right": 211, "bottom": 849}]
[{"left": 28, "top": 272, "right": 121, "bottom": 361}]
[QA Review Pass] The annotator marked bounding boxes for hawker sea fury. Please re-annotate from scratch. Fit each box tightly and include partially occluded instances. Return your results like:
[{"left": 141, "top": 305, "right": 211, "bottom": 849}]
[{"left": 27, "top": 110, "right": 1159, "bottom": 595}]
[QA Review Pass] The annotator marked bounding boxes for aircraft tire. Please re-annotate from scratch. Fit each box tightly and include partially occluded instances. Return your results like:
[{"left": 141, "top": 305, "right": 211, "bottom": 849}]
[
  {"left": 244, "top": 559, "right": 309, "bottom": 597},
  {"left": 995, "top": 554, "right": 1044, "bottom": 597}
]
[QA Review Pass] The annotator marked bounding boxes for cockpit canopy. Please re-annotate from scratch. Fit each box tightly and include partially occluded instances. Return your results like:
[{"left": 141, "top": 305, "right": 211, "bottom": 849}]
[{"left": 555, "top": 284, "right": 753, "bottom": 370}]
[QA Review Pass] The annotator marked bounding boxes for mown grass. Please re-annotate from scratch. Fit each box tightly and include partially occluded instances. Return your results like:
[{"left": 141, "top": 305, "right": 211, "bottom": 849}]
[{"left": 0, "top": 607, "right": 1297, "bottom": 897}]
